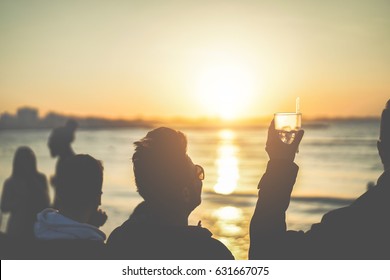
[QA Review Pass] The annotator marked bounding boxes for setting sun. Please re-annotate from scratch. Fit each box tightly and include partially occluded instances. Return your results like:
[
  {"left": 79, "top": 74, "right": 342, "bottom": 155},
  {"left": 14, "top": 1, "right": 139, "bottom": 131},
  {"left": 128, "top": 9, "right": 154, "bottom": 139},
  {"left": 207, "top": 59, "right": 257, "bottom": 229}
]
[{"left": 196, "top": 60, "right": 255, "bottom": 120}]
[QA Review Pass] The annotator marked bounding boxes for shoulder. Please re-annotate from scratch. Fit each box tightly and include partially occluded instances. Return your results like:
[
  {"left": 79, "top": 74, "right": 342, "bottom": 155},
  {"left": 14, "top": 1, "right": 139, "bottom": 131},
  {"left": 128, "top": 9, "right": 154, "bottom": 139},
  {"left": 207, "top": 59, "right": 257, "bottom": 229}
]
[
  {"left": 322, "top": 207, "right": 345, "bottom": 219},
  {"left": 107, "top": 218, "right": 147, "bottom": 245},
  {"left": 107, "top": 219, "right": 133, "bottom": 245},
  {"left": 308, "top": 207, "right": 355, "bottom": 237},
  {"left": 3, "top": 177, "right": 14, "bottom": 188},
  {"left": 107, "top": 222, "right": 235, "bottom": 260},
  {"left": 306, "top": 206, "right": 357, "bottom": 238},
  {"left": 205, "top": 237, "right": 235, "bottom": 260},
  {"left": 185, "top": 226, "right": 234, "bottom": 260}
]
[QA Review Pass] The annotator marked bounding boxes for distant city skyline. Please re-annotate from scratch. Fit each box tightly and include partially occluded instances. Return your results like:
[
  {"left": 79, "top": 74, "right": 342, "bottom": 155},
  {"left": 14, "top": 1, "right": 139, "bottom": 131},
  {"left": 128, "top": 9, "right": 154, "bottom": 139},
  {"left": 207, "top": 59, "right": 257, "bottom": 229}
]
[
  {"left": 1, "top": 1, "right": 389, "bottom": 119},
  {"left": 0, "top": 106, "right": 152, "bottom": 130},
  {"left": 0, "top": 106, "right": 381, "bottom": 131}
]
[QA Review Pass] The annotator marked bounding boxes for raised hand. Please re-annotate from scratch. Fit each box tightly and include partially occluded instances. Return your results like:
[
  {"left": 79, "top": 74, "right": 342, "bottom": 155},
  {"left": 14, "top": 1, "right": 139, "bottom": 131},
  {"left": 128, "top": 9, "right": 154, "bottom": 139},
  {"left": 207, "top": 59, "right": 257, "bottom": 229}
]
[{"left": 265, "top": 119, "right": 304, "bottom": 162}]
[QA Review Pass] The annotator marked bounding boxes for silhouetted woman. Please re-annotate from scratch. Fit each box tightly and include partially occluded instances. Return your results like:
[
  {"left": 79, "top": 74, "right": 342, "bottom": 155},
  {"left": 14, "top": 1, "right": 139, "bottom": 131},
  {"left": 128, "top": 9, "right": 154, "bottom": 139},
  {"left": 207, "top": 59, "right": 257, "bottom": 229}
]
[
  {"left": 48, "top": 119, "right": 78, "bottom": 209},
  {"left": 1, "top": 147, "right": 50, "bottom": 239}
]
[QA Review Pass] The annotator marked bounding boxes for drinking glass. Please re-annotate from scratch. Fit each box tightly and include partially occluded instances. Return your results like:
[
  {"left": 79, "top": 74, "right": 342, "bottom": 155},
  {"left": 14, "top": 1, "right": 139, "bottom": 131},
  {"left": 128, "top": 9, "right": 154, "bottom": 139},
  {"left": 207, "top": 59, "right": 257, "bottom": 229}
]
[{"left": 274, "top": 112, "right": 302, "bottom": 144}]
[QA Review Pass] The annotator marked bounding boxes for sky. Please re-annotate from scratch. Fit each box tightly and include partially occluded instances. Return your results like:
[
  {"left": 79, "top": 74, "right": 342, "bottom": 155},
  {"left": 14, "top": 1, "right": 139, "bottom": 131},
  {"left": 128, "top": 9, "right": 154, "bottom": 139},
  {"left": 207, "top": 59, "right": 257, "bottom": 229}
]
[{"left": 0, "top": 0, "right": 389, "bottom": 120}]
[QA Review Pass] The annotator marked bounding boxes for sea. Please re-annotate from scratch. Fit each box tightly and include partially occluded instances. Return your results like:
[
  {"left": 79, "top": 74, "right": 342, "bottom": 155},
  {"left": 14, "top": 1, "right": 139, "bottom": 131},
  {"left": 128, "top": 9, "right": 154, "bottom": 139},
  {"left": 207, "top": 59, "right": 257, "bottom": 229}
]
[{"left": 0, "top": 119, "right": 383, "bottom": 259}]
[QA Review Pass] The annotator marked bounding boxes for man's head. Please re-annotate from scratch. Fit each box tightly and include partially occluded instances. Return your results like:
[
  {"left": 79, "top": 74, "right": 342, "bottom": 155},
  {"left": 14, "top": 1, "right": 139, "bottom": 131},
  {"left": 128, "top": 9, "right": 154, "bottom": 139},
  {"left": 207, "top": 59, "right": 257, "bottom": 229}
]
[
  {"left": 56, "top": 154, "right": 103, "bottom": 212},
  {"left": 378, "top": 99, "right": 390, "bottom": 170},
  {"left": 132, "top": 127, "right": 204, "bottom": 214},
  {"left": 48, "top": 119, "right": 78, "bottom": 157}
]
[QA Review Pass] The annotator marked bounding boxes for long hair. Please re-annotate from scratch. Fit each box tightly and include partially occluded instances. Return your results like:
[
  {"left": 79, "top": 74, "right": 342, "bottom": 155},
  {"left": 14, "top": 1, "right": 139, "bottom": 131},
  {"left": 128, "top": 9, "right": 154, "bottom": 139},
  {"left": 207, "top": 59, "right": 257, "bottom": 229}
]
[{"left": 11, "top": 146, "right": 38, "bottom": 179}]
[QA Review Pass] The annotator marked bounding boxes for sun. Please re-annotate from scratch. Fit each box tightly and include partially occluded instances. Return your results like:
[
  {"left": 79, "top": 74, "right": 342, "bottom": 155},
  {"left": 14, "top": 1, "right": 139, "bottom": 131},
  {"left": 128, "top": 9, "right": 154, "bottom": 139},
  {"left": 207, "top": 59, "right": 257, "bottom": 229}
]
[{"left": 196, "top": 61, "right": 255, "bottom": 120}]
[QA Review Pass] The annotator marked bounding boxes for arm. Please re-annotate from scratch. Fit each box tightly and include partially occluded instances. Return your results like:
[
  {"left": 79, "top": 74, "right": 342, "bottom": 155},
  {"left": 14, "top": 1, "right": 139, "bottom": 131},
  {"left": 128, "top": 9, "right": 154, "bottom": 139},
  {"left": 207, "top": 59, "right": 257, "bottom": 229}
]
[
  {"left": 249, "top": 121, "right": 304, "bottom": 259},
  {"left": 1, "top": 179, "right": 15, "bottom": 213},
  {"left": 38, "top": 174, "right": 51, "bottom": 210},
  {"left": 1, "top": 180, "right": 13, "bottom": 212},
  {"left": 1, "top": 179, "right": 23, "bottom": 213}
]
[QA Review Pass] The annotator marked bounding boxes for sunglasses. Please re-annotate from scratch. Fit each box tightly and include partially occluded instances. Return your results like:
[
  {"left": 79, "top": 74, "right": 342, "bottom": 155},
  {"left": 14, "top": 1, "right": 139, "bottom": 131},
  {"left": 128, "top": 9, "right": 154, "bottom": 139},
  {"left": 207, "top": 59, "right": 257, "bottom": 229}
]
[{"left": 195, "top": 164, "right": 205, "bottom": 181}]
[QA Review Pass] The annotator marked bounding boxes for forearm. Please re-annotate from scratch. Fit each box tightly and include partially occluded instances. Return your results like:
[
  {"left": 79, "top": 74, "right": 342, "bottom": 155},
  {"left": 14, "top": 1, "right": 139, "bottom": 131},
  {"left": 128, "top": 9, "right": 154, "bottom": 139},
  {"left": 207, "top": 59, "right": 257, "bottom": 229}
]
[
  {"left": 1, "top": 184, "right": 14, "bottom": 212},
  {"left": 249, "top": 160, "right": 299, "bottom": 258}
]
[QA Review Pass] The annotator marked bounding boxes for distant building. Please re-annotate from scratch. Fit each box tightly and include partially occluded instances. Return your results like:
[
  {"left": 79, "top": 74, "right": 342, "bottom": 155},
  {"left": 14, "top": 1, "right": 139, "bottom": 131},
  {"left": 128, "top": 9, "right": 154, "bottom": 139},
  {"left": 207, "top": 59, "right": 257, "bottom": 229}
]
[
  {"left": 42, "top": 112, "right": 67, "bottom": 128},
  {"left": 0, "top": 112, "right": 17, "bottom": 128},
  {"left": 0, "top": 107, "right": 40, "bottom": 129},
  {"left": 16, "top": 107, "right": 39, "bottom": 127}
]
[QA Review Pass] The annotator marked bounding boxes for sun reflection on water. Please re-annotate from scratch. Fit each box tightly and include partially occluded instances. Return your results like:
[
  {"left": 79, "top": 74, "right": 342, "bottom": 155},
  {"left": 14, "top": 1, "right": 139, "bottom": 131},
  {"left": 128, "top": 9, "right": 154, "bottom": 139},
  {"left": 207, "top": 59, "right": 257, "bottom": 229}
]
[
  {"left": 213, "top": 206, "right": 243, "bottom": 237},
  {"left": 213, "top": 206, "right": 242, "bottom": 221},
  {"left": 214, "top": 129, "right": 239, "bottom": 195}
]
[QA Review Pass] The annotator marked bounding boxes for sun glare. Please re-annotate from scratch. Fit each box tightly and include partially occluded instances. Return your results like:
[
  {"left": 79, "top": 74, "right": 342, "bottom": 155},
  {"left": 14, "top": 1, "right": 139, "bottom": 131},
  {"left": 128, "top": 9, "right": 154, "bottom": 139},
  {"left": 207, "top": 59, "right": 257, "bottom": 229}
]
[{"left": 196, "top": 61, "right": 255, "bottom": 120}]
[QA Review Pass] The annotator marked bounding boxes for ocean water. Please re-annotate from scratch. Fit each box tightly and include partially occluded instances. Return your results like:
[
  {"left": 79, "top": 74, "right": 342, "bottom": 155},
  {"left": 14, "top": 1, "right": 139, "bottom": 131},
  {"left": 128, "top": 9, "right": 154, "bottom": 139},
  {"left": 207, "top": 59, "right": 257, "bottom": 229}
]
[{"left": 0, "top": 120, "right": 383, "bottom": 259}]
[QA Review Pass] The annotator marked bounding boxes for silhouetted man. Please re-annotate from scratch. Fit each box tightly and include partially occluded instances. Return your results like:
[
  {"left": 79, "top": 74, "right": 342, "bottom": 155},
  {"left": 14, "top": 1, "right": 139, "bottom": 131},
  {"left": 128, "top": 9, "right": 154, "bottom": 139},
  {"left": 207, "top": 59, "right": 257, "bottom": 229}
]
[
  {"left": 249, "top": 100, "right": 390, "bottom": 259},
  {"left": 48, "top": 119, "right": 77, "bottom": 209},
  {"left": 33, "top": 154, "right": 107, "bottom": 259},
  {"left": 107, "top": 127, "right": 234, "bottom": 259}
]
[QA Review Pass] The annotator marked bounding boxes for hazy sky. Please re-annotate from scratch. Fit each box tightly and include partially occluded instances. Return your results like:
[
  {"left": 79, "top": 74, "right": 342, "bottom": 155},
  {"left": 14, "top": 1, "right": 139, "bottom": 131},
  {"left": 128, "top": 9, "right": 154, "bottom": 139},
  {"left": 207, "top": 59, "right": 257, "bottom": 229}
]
[{"left": 1, "top": 0, "right": 389, "bottom": 119}]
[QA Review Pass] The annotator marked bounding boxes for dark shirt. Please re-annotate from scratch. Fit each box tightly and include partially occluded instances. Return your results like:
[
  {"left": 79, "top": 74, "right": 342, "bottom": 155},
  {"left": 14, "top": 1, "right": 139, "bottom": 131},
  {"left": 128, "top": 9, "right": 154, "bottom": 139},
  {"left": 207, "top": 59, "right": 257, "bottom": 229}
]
[
  {"left": 107, "top": 202, "right": 234, "bottom": 260},
  {"left": 31, "top": 239, "right": 107, "bottom": 260},
  {"left": 250, "top": 161, "right": 390, "bottom": 259},
  {"left": 0, "top": 237, "right": 106, "bottom": 260},
  {"left": 1, "top": 173, "right": 50, "bottom": 238}
]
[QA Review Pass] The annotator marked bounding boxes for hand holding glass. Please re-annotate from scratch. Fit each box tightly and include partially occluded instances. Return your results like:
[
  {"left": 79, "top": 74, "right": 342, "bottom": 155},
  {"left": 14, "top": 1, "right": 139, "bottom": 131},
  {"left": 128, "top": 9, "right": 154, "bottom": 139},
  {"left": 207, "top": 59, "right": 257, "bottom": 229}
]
[{"left": 274, "top": 113, "right": 302, "bottom": 144}]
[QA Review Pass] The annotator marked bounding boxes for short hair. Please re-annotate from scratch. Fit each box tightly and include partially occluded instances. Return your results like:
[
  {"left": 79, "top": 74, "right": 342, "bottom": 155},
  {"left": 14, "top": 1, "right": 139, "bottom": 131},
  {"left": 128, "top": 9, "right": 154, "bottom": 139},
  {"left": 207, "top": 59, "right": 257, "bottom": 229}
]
[
  {"left": 50, "top": 119, "right": 78, "bottom": 146},
  {"left": 132, "top": 127, "right": 191, "bottom": 203},
  {"left": 57, "top": 154, "right": 103, "bottom": 207}
]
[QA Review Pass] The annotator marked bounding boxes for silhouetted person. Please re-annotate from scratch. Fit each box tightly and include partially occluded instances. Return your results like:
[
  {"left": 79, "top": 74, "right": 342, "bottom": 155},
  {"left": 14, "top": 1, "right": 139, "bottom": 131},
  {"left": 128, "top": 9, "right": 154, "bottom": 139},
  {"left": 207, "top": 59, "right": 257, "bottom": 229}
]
[
  {"left": 249, "top": 99, "right": 390, "bottom": 259},
  {"left": 107, "top": 127, "right": 234, "bottom": 259},
  {"left": 48, "top": 119, "right": 77, "bottom": 209},
  {"left": 1, "top": 147, "right": 50, "bottom": 239},
  {"left": 33, "top": 154, "right": 107, "bottom": 259}
]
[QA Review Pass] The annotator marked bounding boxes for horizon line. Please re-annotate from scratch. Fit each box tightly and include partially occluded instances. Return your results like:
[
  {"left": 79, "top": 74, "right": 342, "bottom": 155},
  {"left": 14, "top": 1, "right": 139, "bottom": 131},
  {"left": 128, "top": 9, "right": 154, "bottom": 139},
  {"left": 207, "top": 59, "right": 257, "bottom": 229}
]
[{"left": 0, "top": 106, "right": 381, "bottom": 123}]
